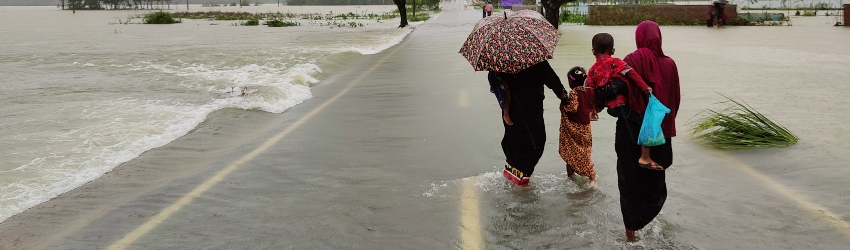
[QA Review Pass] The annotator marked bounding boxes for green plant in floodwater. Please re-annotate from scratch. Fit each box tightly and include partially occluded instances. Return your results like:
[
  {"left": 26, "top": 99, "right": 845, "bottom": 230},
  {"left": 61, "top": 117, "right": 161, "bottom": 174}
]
[
  {"left": 144, "top": 11, "right": 181, "bottom": 24},
  {"left": 265, "top": 18, "right": 300, "bottom": 27},
  {"left": 690, "top": 94, "right": 798, "bottom": 149},
  {"left": 559, "top": 8, "right": 588, "bottom": 24},
  {"left": 407, "top": 12, "right": 431, "bottom": 22},
  {"left": 243, "top": 18, "right": 260, "bottom": 26}
]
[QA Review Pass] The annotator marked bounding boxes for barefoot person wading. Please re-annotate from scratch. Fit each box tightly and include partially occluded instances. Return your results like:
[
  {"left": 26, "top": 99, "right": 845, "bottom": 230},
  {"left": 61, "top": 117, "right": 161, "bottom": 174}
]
[{"left": 617, "top": 20, "right": 681, "bottom": 242}]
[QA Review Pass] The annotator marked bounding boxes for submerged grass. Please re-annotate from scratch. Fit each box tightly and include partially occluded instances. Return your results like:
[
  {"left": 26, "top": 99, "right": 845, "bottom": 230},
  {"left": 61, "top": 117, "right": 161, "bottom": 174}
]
[{"left": 690, "top": 94, "right": 798, "bottom": 149}]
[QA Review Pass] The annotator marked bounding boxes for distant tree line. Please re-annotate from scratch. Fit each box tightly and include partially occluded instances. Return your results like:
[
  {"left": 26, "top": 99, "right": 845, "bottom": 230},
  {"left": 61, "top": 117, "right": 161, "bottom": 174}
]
[
  {"left": 59, "top": 0, "right": 175, "bottom": 10},
  {"left": 286, "top": 0, "right": 403, "bottom": 5}
]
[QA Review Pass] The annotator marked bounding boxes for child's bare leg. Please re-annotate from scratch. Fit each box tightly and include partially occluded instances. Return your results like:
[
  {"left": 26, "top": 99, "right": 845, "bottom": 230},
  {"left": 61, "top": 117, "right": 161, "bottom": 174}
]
[
  {"left": 566, "top": 164, "right": 574, "bottom": 177},
  {"left": 638, "top": 146, "right": 662, "bottom": 170}
]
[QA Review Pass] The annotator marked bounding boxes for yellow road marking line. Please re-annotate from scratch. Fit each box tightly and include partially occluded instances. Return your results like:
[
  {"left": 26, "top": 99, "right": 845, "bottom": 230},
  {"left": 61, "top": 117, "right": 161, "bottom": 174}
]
[
  {"left": 714, "top": 151, "right": 850, "bottom": 240},
  {"left": 460, "top": 177, "right": 483, "bottom": 250},
  {"left": 108, "top": 36, "right": 413, "bottom": 250},
  {"left": 458, "top": 89, "right": 469, "bottom": 107}
]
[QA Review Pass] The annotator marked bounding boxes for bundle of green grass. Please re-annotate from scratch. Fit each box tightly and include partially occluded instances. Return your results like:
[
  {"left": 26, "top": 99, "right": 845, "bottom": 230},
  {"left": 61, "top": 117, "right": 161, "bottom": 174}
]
[{"left": 690, "top": 95, "right": 798, "bottom": 149}]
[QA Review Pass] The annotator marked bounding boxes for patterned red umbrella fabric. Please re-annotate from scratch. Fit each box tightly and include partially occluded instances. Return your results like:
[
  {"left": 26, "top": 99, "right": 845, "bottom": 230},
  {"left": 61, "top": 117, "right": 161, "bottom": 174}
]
[{"left": 459, "top": 10, "right": 561, "bottom": 74}]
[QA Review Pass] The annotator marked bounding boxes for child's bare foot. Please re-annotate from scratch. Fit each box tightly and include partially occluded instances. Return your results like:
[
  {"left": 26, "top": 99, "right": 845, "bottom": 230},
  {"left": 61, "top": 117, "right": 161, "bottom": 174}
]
[{"left": 626, "top": 228, "right": 637, "bottom": 242}]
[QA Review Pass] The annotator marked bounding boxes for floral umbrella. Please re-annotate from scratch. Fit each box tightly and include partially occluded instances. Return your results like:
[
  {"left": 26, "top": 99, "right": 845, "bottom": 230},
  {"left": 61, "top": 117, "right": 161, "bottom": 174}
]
[{"left": 459, "top": 10, "right": 562, "bottom": 74}]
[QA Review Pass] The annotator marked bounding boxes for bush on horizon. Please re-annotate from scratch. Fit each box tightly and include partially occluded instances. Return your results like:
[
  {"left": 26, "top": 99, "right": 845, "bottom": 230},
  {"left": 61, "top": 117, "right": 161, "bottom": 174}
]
[
  {"left": 286, "top": 0, "right": 415, "bottom": 5},
  {"left": 171, "top": 11, "right": 396, "bottom": 22},
  {"left": 560, "top": 9, "right": 588, "bottom": 24},
  {"left": 144, "top": 11, "right": 181, "bottom": 24}
]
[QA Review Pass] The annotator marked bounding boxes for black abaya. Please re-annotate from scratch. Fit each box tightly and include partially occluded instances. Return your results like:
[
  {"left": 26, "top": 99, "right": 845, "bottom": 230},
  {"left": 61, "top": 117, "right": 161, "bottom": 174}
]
[
  {"left": 615, "top": 117, "right": 673, "bottom": 231},
  {"left": 499, "top": 61, "right": 566, "bottom": 177}
]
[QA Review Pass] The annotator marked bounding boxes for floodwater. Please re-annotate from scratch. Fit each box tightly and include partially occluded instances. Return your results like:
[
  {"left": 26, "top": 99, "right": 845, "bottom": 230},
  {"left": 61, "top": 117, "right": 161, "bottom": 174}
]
[
  {"left": 431, "top": 3, "right": 850, "bottom": 248},
  {"left": 0, "top": 4, "right": 408, "bottom": 223},
  {"left": 0, "top": 1, "right": 849, "bottom": 249}
]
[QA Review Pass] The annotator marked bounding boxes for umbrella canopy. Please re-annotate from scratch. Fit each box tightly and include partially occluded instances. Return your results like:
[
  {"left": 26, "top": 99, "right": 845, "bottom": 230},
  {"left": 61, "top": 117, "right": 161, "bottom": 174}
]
[{"left": 459, "top": 10, "right": 561, "bottom": 74}]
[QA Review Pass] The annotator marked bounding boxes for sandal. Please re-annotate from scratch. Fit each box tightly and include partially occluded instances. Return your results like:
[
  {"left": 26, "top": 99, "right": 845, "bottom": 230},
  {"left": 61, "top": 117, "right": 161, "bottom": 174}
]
[{"left": 637, "top": 161, "right": 664, "bottom": 171}]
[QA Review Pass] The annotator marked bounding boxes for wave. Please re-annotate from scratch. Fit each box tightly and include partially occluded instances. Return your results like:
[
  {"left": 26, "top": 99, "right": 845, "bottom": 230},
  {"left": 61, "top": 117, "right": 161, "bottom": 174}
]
[{"left": 0, "top": 20, "right": 420, "bottom": 223}]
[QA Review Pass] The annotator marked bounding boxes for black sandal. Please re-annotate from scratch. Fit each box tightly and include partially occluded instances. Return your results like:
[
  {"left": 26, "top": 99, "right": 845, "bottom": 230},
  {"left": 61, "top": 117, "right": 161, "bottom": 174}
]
[{"left": 637, "top": 162, "right": 664, "bottom": 171}]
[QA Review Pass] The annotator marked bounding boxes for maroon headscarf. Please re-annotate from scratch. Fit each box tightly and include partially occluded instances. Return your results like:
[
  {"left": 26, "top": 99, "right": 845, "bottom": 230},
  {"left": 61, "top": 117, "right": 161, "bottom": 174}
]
[{"left": 624, "top": 20, "right": 681, "bottom": 138}]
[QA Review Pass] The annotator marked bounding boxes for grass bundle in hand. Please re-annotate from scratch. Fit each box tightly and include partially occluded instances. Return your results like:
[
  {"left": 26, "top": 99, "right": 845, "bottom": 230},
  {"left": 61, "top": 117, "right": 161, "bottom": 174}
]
[{"left": 690, "top": 95, "right": 798, "bottom": 149}]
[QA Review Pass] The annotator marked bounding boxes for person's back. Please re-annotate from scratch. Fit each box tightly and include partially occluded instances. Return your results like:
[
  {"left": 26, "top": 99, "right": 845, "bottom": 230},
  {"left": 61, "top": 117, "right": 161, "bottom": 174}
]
[
  {"left": 500, "top": 60, "right": 567, "bottom": 186},
  {"left": 655, "top": 56, "right": 680, "bottom": 137}
]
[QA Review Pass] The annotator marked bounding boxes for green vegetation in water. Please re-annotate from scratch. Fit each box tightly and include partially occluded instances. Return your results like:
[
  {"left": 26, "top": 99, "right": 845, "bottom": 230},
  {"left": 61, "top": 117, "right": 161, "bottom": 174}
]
[
  {"left": 559, "top": 5, "right": 588, "bottom": 24},
  {"left": 167, "top": 10, "right": 414, "bottom": 28},
  {"left": 265, "top": 19, "right": 300, "bottom": 27},
  {"left": 407, "top": 12, "right": 431, "bottom": 22},
  {"left": 689, "top": 94, "right": 798, "bottom": 149},
  {"left": 171, "top": 11, "right": 399, "bottom": 22},
  {"left": 243, "top": 18, "right": 260, "bottom": 26},
  {"left": 725, "top": 17, "right": 753, "bottom": 26},
  {"left": 144, "top": 11, "right": 181, "bottom": 24},
  {"left": 172, "top": 11, "right": 261, "bottom": 20},
  {"left": 143, "top": 9, "right": 426, "bottom": 28}
]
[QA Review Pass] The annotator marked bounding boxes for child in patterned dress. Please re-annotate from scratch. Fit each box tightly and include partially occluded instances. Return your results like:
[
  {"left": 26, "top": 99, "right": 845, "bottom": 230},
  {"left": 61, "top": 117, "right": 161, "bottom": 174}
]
[{"left": 559, "top": 66, "right": 598, "bottom": 184}]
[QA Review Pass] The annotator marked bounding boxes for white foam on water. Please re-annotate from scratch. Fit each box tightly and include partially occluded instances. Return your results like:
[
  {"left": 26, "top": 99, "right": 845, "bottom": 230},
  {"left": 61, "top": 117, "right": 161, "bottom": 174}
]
[
  {"left": 423, "top": 167, "right": 586, "bottom": 198},
  {"left": 353, "top": 21, "right": 428, "bottom": 55},
  {"left": 0, "top": 98, "right": 212, "bottom": 222},
  {"left": 0, "top": 14, "right": 427, "bottom": 223}
]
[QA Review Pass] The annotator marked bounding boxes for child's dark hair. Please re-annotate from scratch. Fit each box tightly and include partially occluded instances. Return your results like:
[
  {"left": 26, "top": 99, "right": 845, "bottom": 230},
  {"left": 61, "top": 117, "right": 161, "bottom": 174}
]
[
  {"left": 567, "top": 66, "right": 587, "bottom": 89},
  {"left": 592, "top": 33, "right": 615, "bottom": 55}
]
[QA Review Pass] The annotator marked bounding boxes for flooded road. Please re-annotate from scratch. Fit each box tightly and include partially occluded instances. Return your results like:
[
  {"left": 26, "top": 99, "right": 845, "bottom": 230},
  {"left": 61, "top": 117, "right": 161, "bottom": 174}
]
[{"left": 1, "top": 3, "right": 849, "bottom": 249}]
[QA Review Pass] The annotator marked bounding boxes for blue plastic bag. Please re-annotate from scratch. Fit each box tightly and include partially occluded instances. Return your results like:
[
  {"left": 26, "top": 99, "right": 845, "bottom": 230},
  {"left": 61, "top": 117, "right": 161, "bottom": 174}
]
[{"left": 637, "top": 93, "right": 671, "bottom": 146}]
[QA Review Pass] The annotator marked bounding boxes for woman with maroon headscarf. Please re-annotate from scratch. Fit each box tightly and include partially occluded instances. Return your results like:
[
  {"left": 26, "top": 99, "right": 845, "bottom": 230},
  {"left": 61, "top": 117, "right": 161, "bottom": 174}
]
[{"left": 616, "top": 20, "right": 681, "bottom": 242}]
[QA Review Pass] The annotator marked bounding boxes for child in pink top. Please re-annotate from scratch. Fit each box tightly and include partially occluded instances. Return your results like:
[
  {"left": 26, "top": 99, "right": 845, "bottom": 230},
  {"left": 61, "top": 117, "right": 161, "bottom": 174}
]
[
  {"left": 587, "top": 33, "right": 661, "bottom": 170},
  {"left": 483, "top": 2, "right": 493, "bottom": 17}
]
